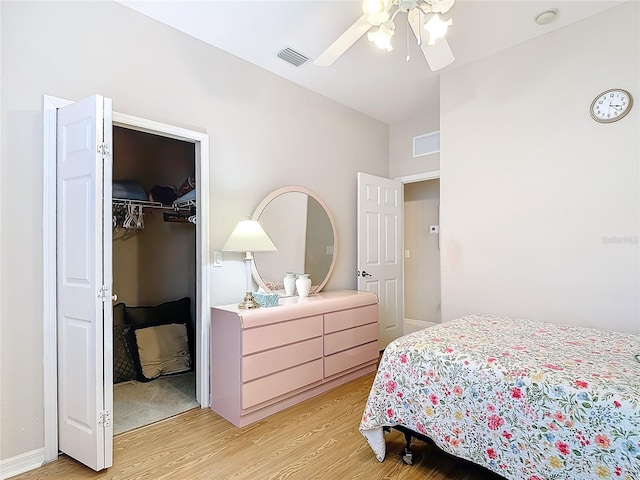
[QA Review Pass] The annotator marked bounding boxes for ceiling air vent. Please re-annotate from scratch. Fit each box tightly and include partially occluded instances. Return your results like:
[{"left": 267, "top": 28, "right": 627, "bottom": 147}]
[{"left": 277, "top": 47, "right": 309, "bottom": 67}]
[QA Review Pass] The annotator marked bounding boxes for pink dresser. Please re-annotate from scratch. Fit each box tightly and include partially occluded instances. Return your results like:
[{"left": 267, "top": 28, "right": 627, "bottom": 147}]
[{"left": 210, "top": 290, "right": 379, "bottom": 427}]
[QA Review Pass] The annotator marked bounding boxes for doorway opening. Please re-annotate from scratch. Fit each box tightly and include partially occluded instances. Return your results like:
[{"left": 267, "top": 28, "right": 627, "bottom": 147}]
[
  {"left": 356, "top": 171, "right": 441, "bottom": 348},
  {"left": 111, "top": 126, "right": 199, "bottom": 434},
  {"left": 403, "top": 178, "right": 441, "bottom": 334},
  {"left": 396, "top": 170, "right": 441, "bottom": 335}
]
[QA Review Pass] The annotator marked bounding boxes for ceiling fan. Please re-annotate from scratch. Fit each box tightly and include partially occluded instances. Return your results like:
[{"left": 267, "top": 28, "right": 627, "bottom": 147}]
[{"left": 314, "top": 0, "right": 456, "bottom": 71}]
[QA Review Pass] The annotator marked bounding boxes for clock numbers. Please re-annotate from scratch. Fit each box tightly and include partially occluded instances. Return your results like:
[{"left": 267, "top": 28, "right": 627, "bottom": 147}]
[{"left": 590, "top": 89, "right": 633, "bottom": 123}]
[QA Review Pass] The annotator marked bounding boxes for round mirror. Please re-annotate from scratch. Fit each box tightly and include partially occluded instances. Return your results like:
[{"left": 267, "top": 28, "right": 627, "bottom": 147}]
[{"left": 251, "top": 186, "right": 337, "bottom": 295}]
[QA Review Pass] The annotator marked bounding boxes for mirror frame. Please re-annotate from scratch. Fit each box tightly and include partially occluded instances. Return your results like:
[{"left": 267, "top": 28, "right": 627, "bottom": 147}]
[{"left": 250, "top": 186, "right": 338, "bottom": 295}]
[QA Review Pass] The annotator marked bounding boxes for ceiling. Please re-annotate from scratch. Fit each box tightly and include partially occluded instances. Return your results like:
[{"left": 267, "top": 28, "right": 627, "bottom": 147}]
[{"left": 119, "top": 0, "right": 625, "bottom": 125}]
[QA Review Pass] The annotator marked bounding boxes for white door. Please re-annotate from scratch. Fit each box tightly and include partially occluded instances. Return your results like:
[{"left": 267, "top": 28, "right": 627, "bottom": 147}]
[
  {"left": 357, "top": 172, "right": 404, "bottom": 348},
  {"left": 57, "top": 94, "right": 113, "bottom": 471}
]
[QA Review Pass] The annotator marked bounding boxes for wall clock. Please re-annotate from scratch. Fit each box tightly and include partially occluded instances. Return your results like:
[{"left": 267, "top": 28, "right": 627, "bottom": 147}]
[{"left": 590, "top": 88, "right": 633, "bottom": 123}]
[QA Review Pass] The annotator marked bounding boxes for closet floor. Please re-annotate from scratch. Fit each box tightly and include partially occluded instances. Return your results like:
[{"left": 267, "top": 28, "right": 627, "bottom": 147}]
[{"left": 113, "top": 371, "right": 198, "bottom": 435}]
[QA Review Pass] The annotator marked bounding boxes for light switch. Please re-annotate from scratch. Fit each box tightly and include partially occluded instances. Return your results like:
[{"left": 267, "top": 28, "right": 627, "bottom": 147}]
[
  {"left": 404, "top": 250, "right": 410, "bottom": 258},
  {"left": 429, "top": 225, "right": 440, "bottom": 234},
  {"left": 213, "top": 251, "right": 223, "bottom": 267}
]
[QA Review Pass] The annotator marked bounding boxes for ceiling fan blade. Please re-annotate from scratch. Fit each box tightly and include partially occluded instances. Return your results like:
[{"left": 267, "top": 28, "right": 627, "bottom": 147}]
[
  {"left": 407, "top": 9, "right": 455, "bottom": 72},
  {"left": 314, "top": 15, "right": 373, "bottom": 67},
  {"left": 421, "top": 38, "right": 455, "bottom": 71}
]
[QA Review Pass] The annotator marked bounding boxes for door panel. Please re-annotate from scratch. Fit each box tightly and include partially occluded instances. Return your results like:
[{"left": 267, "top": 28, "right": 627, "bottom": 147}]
[
  {"left": 357, "top": 172, "right": 403, "bottom": 348},
  {"left": 57, "top": 94, "right": 113, "bottom": 471}
]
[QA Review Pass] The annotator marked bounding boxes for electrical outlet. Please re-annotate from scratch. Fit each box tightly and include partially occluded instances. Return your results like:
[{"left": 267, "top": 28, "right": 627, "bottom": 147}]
[{"left": 404, "top": 250, "right": 410, "bottom": 258}]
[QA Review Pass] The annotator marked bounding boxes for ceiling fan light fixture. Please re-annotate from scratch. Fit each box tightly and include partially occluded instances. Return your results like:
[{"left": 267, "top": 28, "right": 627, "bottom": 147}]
[
  {"left": 362, "top": 0, "right": 392, "bottom": 25},
  {"left": 316, "top": 0, "right": 456, "bottom": 68},
  {"left": 367, "top": 20, "right": 395, "bottom": 51},
  {"left": 424, "top": 13, "right": 452, "bottom": 45}
]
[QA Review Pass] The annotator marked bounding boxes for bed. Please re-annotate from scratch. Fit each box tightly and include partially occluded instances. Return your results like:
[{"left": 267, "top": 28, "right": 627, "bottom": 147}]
[{"left": 360, "top": 314, "right": 640, "bottom": 479}]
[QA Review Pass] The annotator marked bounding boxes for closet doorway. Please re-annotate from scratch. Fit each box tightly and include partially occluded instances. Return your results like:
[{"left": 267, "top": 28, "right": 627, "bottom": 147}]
[
  {"left": 111, "top": 126, "right": 198, "bottom": 434},
  {"left": 42, "top": 94, "right": 211, "bottom": 466}
]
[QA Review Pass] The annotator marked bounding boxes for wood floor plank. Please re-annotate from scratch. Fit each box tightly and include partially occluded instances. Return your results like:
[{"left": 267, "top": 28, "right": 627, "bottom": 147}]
[{"left": 14, "top": 373, "right": 502, "bottom": 479}]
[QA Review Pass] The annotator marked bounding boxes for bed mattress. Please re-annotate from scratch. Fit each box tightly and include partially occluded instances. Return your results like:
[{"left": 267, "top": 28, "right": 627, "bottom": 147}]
[{"left": 360, "top": 315, "right": 640, "bottom": 480}]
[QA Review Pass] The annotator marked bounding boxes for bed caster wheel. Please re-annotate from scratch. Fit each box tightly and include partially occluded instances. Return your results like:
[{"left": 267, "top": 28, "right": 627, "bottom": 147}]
[{"left": 401, "top": 448, "right": 413, "bottom": 465}]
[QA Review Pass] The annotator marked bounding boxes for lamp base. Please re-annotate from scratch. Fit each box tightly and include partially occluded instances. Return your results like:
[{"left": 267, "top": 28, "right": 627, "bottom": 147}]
[{"left": 238, "top": 291, "right": 260, "bottom": 309}]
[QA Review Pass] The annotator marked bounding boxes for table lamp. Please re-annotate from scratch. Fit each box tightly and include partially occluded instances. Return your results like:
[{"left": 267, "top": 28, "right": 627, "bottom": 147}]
[{"left": 222, "top": 219, "right": 277, "bottom": 309}]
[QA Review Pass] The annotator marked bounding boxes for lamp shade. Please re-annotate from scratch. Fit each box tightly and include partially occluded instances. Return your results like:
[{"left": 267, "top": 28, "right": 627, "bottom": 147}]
[{"left": 221, "top": 219, "right": 277, "bottom": 253}]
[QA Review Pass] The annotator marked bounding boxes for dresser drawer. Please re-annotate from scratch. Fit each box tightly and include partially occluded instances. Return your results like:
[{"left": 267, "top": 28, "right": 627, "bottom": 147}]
[
  {"left": 242, "top": 359, "right": 323, "bottom": 409},
  {"left": 243, "top": 315, "right": 323, "bottom": 355},
  {"left": 324, "top": 341, "right": 378, "bottom": 378},
  {"left": 324, "top": 322, "right": 378, "bottom": 356},
  {"left": 242, "top": 337, "right": 323, "bottom": 382},
  {"left": 324, "top": 304, "right": 378, "bottom": 334}
]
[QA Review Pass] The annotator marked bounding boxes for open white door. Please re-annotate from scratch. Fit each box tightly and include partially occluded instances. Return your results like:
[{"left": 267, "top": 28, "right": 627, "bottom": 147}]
[
  {"left": 57, "top": 94, "right": 113, "bottom": 471},
  {"left": 357, "top": 172, "right": 404, "bottom": 348}
]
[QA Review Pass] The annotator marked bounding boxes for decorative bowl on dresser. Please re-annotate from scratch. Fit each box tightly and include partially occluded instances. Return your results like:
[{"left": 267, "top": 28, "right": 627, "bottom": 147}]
[{"left": 210, "top": 290, "right": 378, "bottom": 427}]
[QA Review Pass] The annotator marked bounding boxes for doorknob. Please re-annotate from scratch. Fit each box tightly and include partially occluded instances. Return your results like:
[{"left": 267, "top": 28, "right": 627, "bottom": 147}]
[
  {"left": 358, "top": 271, "right": 372, "bottom": 277},
  {"left": 111, "top": 294, "right": 118, "bottom": 302}
]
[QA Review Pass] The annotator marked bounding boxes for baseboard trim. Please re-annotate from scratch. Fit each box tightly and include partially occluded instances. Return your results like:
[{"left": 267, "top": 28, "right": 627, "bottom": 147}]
[
  {"left": 0, "top": 448, "right": 45, "bottom": 479},
  {"left": 403, "top": 318, "right": 438, "bottom": 335}
]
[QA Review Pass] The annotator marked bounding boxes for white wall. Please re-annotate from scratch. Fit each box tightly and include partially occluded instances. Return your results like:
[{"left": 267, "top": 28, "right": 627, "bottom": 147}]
[
  {"left": 440, "top": 2, "right": 639, "bottom": 333},
  {"left": 389, "top": 115, "right": 440, "bottom": 179},
  {"left": 0, "top": 1, "right": 388, "bottom": 461}
]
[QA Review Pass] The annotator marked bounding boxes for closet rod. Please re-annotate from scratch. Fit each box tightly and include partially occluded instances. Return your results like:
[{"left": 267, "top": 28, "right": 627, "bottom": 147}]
[
  {"left": 112, "top": 198, "right": 195, "bottom": 212},
  {"left": 174, "top": 199, "right": 196, "bottom": 209},
  {"left": 112, "top": 198, "right": 163, "bottom": 209}
]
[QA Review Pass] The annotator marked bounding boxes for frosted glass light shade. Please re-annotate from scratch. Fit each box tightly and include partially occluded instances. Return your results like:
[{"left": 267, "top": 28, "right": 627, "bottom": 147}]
[
  {"left": 367, "top": 20, "right": 395, "bottom": 51},
  {"left": 222, "top": 220, "right": 277, "bottom": 253},
  {"left": 362, "top": 0, "right": 391, "bottom": 25},
  {"left": 424, "top": 14, "right": 452, "bottom": 46}
]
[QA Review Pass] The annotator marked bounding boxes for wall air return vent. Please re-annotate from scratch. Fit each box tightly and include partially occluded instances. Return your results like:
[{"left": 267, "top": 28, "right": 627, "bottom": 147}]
[
  {"left": 277, "top": 47, "right": 309, "bottom": 67},
  {"left": 413, "top": 131, "right": 440, "bottom": 157}
]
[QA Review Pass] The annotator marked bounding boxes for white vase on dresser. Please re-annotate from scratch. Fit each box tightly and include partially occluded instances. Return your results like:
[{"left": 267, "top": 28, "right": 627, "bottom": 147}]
[
  {"left": 295, "top": 273, "right": 311, "bottom": 297},
  {"left": 283, "top": 272, "right": 297, "bottom": 296},
  {"left": 210, "top": 290, "right": 379, "bottom": 427}
]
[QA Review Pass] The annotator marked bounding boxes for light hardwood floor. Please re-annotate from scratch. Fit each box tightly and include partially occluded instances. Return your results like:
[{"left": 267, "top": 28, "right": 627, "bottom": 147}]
[{"left": 15, "top": 373, "right": 502, "bottom": 480}]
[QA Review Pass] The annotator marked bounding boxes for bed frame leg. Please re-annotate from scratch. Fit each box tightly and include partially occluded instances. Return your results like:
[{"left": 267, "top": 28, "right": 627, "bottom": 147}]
[
  {"left": 386, "top": 426, "right": 419, "bottom": 465},
  {"left": 401, "top": 431, "right": 413, "bottom": 465}
]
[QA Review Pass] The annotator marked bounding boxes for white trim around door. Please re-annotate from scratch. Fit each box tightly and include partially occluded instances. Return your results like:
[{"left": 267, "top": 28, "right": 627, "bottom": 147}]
[
  {"left": 42, "top": 95, "right": 211, "bottom": 463},
  {"left": 395, "top": 170, "right": 440, "bottom": 184}
]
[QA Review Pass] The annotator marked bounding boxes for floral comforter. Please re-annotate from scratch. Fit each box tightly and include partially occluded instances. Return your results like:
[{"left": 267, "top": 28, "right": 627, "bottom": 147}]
[{"left": 360, "top": 315, "right": 640, "bottom": 480}]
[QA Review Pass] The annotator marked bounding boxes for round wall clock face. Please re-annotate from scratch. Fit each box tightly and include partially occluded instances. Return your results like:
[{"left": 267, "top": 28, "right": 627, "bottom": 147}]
[{"left": 590, "top": 89, "right": 633, "bottom": 123}]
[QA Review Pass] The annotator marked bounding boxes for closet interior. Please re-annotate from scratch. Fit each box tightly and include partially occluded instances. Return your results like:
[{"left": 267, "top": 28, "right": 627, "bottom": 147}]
[{"left": 111, "top": 126, "right": 198, "bottom": 435}]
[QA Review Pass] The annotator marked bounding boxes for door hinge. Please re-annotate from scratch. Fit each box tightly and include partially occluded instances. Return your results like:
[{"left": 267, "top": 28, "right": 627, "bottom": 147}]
[
  {"left": 99, "top": 409, "right": 112, "bottom": 427},
  {"left": 98, "top": 285, "right": 111, "bottom": 302},
  {"left": 98, "top": 143, "right": 111, "bottom": 158}
]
